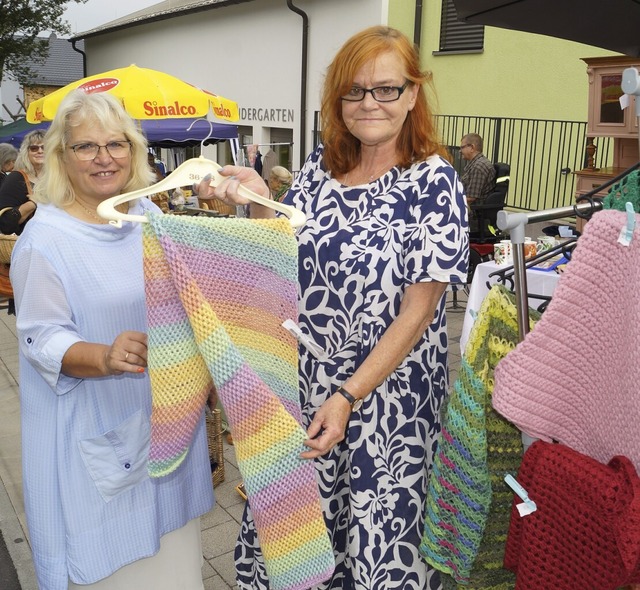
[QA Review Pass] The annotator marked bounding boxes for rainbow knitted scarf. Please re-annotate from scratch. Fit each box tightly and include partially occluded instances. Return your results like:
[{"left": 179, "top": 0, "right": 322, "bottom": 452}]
[{"left": 143, "top": 213, "right": 334, "bottom": 590}]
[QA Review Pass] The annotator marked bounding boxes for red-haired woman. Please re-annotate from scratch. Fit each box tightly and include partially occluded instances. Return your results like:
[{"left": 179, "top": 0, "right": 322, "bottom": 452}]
[{"left": 200, "top": 26, "right": 468, "bottom": 590}]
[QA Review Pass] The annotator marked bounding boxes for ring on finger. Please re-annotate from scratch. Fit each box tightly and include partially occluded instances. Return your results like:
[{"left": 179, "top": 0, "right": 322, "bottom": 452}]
[{"left": 125, "top": 352, "right": 130, "bottom": 361}]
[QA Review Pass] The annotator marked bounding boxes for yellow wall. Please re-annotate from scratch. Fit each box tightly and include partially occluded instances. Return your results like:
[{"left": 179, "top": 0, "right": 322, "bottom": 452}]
[
  {"left": 389, "top": 0, "right": 617, "bottom": 122},
  {"left": 387, "top": 0, "right": 415, "bottom": 35}
]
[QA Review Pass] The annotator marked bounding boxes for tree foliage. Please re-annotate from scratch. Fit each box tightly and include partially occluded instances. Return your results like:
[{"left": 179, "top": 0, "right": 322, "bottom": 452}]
[{"left": 0, "top": 0, "right": 87, "bottom": 83}]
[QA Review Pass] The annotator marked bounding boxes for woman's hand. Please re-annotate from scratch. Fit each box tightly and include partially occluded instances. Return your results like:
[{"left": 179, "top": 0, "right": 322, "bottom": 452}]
[
  {"left": 301, "top": 392, "right": 352, "bottom": 459},
  {"left": 103, "top": 331, "right": 148, "bottom": 375},
  {"left": 196, "top": 165, "right": 271, "bottom": 206},
  {"left": 62, "top": 331, "right": 148, "bottom": 378}
]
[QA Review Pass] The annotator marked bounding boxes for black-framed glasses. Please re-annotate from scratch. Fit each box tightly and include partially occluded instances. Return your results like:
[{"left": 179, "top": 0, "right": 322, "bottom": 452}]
[
  {"left": 68, "top": 141, "right": 132, "bottom": 161},
  {"left": 342, "top": 82, "right": 409, "bottom": 103},
  {"left": 28, "top": 144, "right": 45, "bottom": 153},
  {"left": 459, "top": 144, "right": 472, "bottom": 150}
]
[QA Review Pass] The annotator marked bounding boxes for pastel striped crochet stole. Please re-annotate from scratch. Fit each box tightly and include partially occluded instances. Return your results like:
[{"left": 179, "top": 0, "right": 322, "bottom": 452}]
[{"left": 143, "top": 213, "right": 335, "bottom": 590}]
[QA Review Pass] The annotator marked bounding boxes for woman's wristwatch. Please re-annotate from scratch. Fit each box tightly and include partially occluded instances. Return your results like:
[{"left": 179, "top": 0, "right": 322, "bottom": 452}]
[{"left": 336, "top": 385, "right": 363, "bottom": 412}]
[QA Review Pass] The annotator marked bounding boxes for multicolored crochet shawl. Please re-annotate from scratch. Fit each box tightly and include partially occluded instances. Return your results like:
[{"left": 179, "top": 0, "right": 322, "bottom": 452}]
[
  {"left": 143, "top": 213, "right": 334, "bottom": 590},
  {"left": 421, "top": 285, "right": 538, "bottom": 588}
]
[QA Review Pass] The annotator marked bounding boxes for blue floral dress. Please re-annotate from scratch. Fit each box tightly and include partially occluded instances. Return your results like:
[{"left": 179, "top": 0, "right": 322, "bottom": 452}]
[{"left": 235, "top": 145, "right": 468, "bottom": 590}]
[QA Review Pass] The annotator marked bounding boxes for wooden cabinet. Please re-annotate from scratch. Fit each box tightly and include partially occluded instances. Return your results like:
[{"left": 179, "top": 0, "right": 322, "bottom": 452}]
[
  {"left": 574, "top": 167, "right": 627, "bottom": 232},
  {"left": 585, "top": 58, "right": 639, "bottom": 138},
  {"left": 574, "top": 57, "right": 639, "bottom": 230}
]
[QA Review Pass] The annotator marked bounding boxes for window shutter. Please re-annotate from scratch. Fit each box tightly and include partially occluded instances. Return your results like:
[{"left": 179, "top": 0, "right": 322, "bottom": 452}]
[{"left": 439, "top": 0, "right": 485, "bottom": 52}]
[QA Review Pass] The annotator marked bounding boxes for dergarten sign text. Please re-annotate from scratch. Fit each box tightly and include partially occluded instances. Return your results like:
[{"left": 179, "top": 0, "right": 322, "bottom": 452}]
[{"left": 240, "top": 107, "right": 295, "bottom": 123}]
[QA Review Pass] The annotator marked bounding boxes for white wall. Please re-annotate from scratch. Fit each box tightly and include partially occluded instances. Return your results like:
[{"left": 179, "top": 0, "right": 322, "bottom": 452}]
[
  {"left": 1, "top": 77, "right": 24, "bottom": 124},
  {"left": 84, "top": 0, "right": 384, "bottom": 167}
]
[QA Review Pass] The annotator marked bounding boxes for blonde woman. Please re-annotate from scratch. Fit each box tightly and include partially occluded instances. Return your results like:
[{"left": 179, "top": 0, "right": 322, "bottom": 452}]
[
  {"left": 12, "top": 90, "right": 213, "bottom": 590},
  {"left": 0, "top": 130, "right": 45, "bottom": 234}
]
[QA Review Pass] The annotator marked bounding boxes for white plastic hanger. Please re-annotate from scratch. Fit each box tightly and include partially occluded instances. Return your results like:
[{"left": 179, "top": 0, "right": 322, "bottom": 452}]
[{"left": 96, "top": 155, "right": 305, "bottom": 228}]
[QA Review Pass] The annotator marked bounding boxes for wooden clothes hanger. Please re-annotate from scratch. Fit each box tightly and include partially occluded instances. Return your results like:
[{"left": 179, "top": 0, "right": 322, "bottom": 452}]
[{"left": 96, "top": 155, "right": 306, "bottom": 228}]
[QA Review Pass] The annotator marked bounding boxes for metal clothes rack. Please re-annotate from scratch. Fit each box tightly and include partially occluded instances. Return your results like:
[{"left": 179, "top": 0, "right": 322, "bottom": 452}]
[
  {"left": 496, "top": 200, "right": 601, "bottom": 341},
  {"left": 241, "top": 142, "right": 293, "bottom": 147},
  {"left": 496, "top": 161, "right": 640, "bottom": 342}
]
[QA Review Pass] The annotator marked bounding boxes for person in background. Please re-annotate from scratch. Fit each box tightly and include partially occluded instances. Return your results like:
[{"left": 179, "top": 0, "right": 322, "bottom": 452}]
[
  {"left": 0, "top": 143, "right": 18, "bottom": 188},
  {"left": 11, "top": 90, "right": 213, "bottom": 590},
  {"left": 0, "top": 130, "right": 45, "bottom": 235},
  {"left": 459, "top": 132, "right": 495, "bottom": 205},
  {"left": 199, "top": 25, "right": 468, "bottom": 590},
  {"left": 148, "top": 150, "right": 165, "bottom": 181},
  {"left": 267, "top": 165, "right": 293, "bottom": 201}
]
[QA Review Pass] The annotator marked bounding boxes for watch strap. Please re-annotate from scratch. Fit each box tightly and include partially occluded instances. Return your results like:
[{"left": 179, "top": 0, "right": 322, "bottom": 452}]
[{"left": 337, "top": 386, "right": 363, "bottom": 412}]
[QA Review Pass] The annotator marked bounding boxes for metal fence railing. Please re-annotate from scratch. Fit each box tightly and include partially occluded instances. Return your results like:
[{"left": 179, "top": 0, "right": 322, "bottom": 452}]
[
  {"left": 313, "top": 112, "right": 614, "bottom": 213},
  {"left": 436, "top": 115, "right": 613, "bottom": 212}
]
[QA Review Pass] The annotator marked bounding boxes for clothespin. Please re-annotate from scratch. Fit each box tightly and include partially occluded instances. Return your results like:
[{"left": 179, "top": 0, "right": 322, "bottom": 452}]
[
  {"left": 504, "top": 474, "right": 537, "bottom": 517},
  {"left": 617, "top": 201, "right": 636, "bottom": 247},
  {"left": 282, "top": 319, "right": 327, "bottom": 361}
]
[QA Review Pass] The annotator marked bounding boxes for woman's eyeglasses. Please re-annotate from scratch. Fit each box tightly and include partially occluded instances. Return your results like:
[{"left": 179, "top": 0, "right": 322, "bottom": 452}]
[
  {"left": 68, "top": 141, "right": 132, "bottom": 161},
  {"left": 342, "top": 82, "right": 409, "bottom": 103},
  {"left": 28, "top": 145, "right": 45, "bottom": 153}
]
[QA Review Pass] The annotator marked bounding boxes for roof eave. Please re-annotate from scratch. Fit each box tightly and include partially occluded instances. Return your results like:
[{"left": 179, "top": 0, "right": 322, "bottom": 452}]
[{"left": 70, "top": 0, "right": 256, "bottom": 41}]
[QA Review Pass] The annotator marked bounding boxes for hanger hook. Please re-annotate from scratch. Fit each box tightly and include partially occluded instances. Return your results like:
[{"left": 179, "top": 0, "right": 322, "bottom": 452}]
[{"left": 186, "top": 117, "right": 215, "bottom": 152}]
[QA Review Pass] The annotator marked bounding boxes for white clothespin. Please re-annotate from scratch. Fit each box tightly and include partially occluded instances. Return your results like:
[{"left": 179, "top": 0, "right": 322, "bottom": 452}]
[
  {"left": 617, "top": 202, "right": 636, "bottom": 247},
  {"left": 504, "top": 474, "right": 537, "bottom": 517},
  {"left": 282, "top": 319, "right": 327, "bottom": 361}
]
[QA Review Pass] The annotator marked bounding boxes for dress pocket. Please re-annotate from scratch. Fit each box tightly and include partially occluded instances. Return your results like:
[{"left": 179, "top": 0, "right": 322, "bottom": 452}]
[{"left": 78, "top": 410, "right": 150, "bottom": 502}]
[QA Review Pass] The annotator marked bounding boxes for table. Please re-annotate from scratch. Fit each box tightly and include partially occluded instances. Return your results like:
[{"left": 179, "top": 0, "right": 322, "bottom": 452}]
[{"left": 459, "top": 260, "right": 561, "bottom": 355}]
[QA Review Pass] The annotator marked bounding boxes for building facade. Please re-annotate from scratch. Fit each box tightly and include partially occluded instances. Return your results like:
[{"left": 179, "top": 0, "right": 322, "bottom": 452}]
[
  {"left": 72, "top": 0, "right": 619, "bottom": 171},
  {"left": 6, "top": 0, "right": 626, "bottom": 208},
  {"left": 75, "top": 0, "right": 389, "bottom": 171}
]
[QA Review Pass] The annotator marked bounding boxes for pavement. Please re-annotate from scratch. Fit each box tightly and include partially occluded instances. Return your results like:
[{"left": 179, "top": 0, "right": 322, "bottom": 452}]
[{"left": 0, "top": 289, "right": 468, "bottom": 590}]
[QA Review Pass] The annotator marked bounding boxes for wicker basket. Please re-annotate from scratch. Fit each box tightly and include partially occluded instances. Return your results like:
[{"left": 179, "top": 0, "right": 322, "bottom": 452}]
[
  {"left": 206, "top": 199, "right": 237, "bottom": 217},
  {"left": 206, "top": 408, "right": 225, "bottom": 488},
  {"left": 150, "top": 191, "right": 170, "bottom": 213},
  {"left": 0, "top": 234, "right": 17, "bottom": 265}
]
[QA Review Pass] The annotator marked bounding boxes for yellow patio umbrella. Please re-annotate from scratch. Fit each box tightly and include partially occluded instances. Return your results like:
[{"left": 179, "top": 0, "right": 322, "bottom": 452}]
[{"left": 26, "top": 64, "right": 239, "bottom": 123}]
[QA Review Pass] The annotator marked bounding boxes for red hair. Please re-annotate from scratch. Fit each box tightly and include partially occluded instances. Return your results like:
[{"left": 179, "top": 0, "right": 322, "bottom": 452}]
[{"left": 320, "top": 26, "right": 448, "bottom": 176}]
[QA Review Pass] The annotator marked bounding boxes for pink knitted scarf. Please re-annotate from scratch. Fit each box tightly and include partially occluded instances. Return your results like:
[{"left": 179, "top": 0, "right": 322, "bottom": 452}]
[{"left": 493, "top": 209, "right": 640, "bottom": 469}]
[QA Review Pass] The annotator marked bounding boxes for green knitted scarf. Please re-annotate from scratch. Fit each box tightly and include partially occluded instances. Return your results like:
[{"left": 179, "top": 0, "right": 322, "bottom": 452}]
[{"left": 421, "top": 285, "right": 540, "bottom": 589}]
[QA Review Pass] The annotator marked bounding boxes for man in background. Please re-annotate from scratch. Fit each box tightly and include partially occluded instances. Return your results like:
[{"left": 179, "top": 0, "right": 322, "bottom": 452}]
[{"left": 460, "top": 133, "right": 495, "bottom": 205}]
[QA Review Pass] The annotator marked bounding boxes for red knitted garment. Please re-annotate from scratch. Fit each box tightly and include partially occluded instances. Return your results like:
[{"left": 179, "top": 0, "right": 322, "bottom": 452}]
[{"left": 504, "top": 441, "right": 640, "bottom": 589}]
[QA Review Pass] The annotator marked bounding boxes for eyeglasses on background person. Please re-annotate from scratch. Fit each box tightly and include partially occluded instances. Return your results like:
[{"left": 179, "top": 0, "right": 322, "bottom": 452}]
[
  {"left": 459, "top": 144, "right": 473, "bottom": 150},
  {"left": 28, "top": 144, "right": 45, "bottom": 153},
  {"left": 68, "top": 141, "right": 132, "bottom": 161},
  {"left": 342, "top": 82, "right": 409, "bottom": 103}
]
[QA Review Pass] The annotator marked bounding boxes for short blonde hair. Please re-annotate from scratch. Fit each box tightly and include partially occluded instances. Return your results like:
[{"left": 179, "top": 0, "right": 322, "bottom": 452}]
[
  {"left": 33, "top": 90, "right": 154, "bottom": 206},
  {"left": 269, "top": 165, "right": 293, "bottom": 185}
]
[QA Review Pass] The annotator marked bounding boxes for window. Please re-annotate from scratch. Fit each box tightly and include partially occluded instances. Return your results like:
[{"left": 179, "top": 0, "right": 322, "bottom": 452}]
[{"left": 438, "top": 0, "right": 484, "bottom": 53}]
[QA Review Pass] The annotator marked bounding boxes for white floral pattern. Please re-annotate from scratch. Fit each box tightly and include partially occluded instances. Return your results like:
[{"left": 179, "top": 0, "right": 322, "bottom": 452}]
[{"left": 235, "top": 145, "right": 468, "bottom": 590}]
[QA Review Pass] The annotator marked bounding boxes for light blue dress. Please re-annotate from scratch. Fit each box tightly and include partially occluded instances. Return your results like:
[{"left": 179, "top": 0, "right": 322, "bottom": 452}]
[
  {"left": 11, "top": 201, "right": 214, "bottom": 590},
  {"left": 235, "top": 146, "right": 469, "bottom": 590}
]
